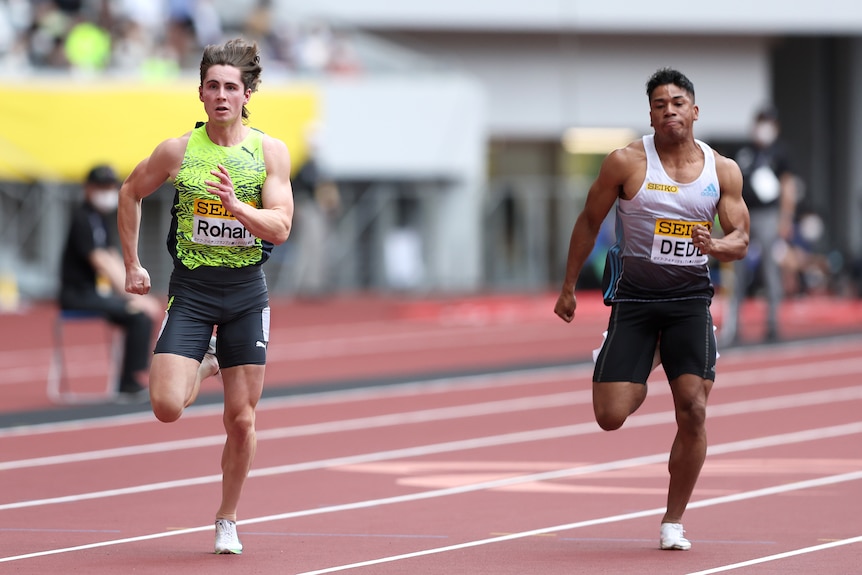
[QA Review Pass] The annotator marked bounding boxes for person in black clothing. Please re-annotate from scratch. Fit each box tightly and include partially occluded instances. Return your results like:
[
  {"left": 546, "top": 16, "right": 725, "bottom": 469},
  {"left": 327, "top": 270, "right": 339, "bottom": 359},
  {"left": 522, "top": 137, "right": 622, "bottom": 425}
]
[
  {"left": 722, "top": 107, "right": 797, "bottom": 343},
  {"left": 60, "top": 164, "right": 162, "bottom": 401}
]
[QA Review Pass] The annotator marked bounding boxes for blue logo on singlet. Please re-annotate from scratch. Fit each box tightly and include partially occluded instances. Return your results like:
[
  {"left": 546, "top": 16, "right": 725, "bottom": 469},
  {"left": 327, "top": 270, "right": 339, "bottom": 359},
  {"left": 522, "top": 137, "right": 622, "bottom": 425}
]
[{"left": 702, "top": 183, "right": 718, "bottom": 197}]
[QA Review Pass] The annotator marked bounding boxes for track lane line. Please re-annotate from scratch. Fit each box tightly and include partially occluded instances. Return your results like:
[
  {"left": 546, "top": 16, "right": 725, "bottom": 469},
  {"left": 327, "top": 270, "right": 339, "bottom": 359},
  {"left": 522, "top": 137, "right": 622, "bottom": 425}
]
[
  {"left": 0, "top": 422, "right": 862, "bottom": 573},
  {"left": 1, "top": 387, "right": 860, "bottom": 510},
  {"left": 2, "top": 338, "right": 860, "bottom": 437},
  {"left": 0, "top": 381, "right": 859, "bottom": 476},
  {"left": 292, "top": 470, "right": 862, "bottom": 575},
  {"left": 686, "top": 535, "right": 862, "bottom": 574},
  {"left": 1, "top": 351, "right": 860, "bottom": 466},
  {"left": 1, "top": 422, "right": 860, "bottom": 564}
]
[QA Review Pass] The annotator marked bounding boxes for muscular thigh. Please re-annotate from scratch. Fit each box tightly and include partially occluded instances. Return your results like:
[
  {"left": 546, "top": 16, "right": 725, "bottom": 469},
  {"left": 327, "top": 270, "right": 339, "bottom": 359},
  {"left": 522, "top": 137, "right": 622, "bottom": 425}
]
[
  {"left": 593, "top": 302, "right": 660, "bottom": 384},
  {"left": 217, "top": 305, "right": 270, "bottom": 369},
  {"left": 658, "top": 299, "right": 716, "bottom": 382},
  {"left": 153, "top": 296, "right": 216, "bottom": 361},
  {"left": 154, "top": 272, "right": 270, "bottom": 367}
]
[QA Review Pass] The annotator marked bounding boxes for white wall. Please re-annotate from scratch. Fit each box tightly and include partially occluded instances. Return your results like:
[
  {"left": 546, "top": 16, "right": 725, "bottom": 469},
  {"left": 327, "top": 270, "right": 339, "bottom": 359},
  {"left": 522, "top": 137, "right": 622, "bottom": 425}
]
[
  {"left": 380, "top": 34, "right": 771, "bottom": 141},
  {"left": 276, "top": 0, "right": 862, "bottom": 34},
  {"left": 315, "top": 74, "right": 485, "bottom": 179},
  {"left": 314, "top": 73, "right": 487, "bottom": 290}
]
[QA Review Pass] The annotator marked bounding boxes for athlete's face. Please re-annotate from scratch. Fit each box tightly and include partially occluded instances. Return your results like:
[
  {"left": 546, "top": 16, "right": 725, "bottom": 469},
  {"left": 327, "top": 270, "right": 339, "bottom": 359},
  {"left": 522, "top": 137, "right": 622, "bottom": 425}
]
[
  {"left": 649, "top": 84, "right": 698, "bottom": 140},
  {"left": 199, "top": 65, "right": 251, "bottom": 124}
]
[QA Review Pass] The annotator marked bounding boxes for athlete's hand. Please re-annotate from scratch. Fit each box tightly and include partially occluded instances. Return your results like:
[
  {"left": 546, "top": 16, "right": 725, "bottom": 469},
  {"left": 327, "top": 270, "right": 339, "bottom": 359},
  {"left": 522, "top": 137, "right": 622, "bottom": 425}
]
[
  {"left": 692, "top": 223, "right": 714, "bottom": 256},
  {"left": 554, "top": 289, "right": 577, "bottom": 323},
  {"left": 125, "top": 264, "right": 151, "bottom": 295},
  {"left": 206, "top": 164, "right": 242, "bottom": 212}
]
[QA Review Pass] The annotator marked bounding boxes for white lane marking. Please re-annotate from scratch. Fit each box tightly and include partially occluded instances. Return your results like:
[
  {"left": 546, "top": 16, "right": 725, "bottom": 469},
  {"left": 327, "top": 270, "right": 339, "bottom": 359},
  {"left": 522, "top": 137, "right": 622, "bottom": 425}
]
[
  {"left": 2, "top": 343, "right": 860, "bottom": 439},
  {"left": 1, "top": 382, "right": 860, "bottom": 476},
  {"left": 685, "top": 535, "right": 862, "bottom": 574},
  {"left": 0, "top": 390, "right": 593, "bottom": 472},
  {"left": 291, "top": 470, "right": 862, "bottom": 575},
  {"left": 2, "top": 441, "right": 857, "bottom": 566},
  {"left": 0, "top": 363, "right": 593, "bottom": 438},
  {"left": 0, "top": 391, "right": 859, "bottom": 511}
]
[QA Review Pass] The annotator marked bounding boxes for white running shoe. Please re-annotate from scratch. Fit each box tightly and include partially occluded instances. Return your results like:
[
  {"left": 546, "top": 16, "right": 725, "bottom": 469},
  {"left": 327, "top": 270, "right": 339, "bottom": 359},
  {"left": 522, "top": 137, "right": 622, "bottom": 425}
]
[
  {"left": 214, "top": 519, "right": 243, "bottom": 554},
  {"left": 207, "top": 336, "right": 217, "bottom": 356},
  {"left": 659, "top": 522, "right": 691, "bottom": 550}
]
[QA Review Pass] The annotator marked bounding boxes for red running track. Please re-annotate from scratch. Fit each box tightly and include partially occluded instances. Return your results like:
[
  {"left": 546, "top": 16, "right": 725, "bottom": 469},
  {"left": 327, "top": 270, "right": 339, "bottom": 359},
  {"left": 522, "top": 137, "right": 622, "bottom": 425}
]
[
  {"left": 2, "top": 291, "right": 862, "bottom": 414},
  {"left": 0, "top": 292, "right": 860, "bottom": 574}
]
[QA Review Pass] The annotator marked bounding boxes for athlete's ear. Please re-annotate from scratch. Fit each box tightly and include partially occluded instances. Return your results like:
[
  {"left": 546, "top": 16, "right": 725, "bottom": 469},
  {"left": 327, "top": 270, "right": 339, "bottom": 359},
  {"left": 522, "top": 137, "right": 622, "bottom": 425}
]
[
  {"left": 693, "top": 104, "right": 699, "bottom": 121},
  {"left": 199, "top": 85, "right": 204, "bottom": 102}
]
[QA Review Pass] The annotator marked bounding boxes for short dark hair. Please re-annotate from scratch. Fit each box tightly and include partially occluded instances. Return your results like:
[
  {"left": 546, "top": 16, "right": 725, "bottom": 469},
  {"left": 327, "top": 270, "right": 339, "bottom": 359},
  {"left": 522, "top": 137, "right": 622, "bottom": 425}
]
[
  {"left": 646, "top": 68, "right": 695, "bottom": 101},
  {"left": 755, "top": 105, "right": 779, "bottom": 123}
]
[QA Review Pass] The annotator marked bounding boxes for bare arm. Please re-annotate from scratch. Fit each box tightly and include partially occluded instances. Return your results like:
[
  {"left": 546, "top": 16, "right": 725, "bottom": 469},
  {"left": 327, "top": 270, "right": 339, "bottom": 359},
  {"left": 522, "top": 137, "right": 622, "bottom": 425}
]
[
  {"left": 691, "top": 152, "right": 750, "bottom": 262},
  {"left": 205, "top": 136, "right": 294, "bottom": 245},
  {"left": 554, "top": 147, "right": 635, "bottom": 323},
  {"left": 88, "top": 248, "right": 128, "bottom": 294},
  {"left": 118, "top": 137, "right": 187, "bottom": 295}
]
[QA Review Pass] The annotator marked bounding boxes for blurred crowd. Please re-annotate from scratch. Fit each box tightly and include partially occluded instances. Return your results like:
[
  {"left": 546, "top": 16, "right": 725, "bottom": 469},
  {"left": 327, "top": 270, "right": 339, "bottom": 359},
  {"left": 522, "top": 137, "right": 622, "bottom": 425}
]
[{"left": 0, "top": 0, "right": 361, "bottom": 77}]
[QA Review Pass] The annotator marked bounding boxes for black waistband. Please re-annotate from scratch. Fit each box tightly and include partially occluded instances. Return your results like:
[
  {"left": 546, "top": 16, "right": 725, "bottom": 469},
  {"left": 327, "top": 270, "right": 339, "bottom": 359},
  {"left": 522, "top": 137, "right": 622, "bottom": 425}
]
[{"left": 171, "top": 263, "right": 264, "bottom": 284}]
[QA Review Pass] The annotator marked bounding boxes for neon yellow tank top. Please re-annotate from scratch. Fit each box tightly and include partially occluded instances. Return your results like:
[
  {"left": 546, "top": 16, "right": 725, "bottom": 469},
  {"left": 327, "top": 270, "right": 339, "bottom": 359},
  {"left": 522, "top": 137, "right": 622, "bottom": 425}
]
[{"left": 169, "top": 123, "right": 270, "bottom": 270}]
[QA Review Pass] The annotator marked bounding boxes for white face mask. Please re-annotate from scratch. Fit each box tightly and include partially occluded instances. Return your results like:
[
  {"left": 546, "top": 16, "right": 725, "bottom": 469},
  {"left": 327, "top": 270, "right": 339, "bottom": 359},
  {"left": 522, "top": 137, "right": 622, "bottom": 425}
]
[
  {"left": 753, "top": 121, "right": 778, "bottom": 147},
  {"left": 90, "top": 189, "right": 119, "bottom": 213}
]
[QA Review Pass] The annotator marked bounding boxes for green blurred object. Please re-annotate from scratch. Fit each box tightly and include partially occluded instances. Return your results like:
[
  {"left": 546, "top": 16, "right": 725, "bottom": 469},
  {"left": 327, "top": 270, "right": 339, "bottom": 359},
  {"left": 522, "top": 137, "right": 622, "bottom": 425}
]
[{"left": 65, "top": 22, "right": 111, "bottom": 70}]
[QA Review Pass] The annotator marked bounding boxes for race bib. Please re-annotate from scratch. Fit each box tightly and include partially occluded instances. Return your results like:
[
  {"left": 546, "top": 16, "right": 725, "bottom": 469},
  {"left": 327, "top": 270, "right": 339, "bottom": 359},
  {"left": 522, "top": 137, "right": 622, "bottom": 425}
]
[
  {"left": 192, "top": 198, "right": 256, "bottom": 246},
  {"left": 651, "top": 218, "right": 709, "bottom": 266}
]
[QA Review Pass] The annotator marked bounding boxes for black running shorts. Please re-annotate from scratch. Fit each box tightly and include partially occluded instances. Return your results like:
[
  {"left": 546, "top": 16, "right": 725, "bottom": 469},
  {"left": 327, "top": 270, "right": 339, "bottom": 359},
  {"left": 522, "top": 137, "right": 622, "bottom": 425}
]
[
  {"left": 154, "top": 267, "right": 270, "bottom": 368},
  {"left": 593, "top": 299, "right": 716, "bottom": 384}
]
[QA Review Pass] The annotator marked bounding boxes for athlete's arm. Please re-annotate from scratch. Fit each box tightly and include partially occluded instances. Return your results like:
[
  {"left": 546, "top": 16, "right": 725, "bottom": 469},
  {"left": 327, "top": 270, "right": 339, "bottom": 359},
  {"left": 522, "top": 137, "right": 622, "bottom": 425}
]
[
  {"left": 206, "top": 136, "right": 294, "bottom": 245},
  {"left": 118, "top": 136, "right": 186, "bottom": 295},
  {"left": 692, "top": 153, "right": 750, "bottom": 262},
  {"left": 554, "top": 145, "right": 636, "bottom": 322}
]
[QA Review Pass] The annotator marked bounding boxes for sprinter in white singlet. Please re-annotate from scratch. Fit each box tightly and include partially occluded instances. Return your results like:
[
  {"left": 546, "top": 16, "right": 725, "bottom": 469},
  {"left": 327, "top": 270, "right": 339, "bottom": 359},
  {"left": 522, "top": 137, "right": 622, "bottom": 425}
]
[{"left": 554, "top": 68, "right": 750, "bottom": 551}]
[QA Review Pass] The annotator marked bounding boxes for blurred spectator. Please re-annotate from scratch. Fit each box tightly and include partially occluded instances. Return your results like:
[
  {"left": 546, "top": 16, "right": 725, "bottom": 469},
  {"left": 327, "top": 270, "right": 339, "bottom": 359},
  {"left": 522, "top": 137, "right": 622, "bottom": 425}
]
[
  {"left": 776, "top": 209, "right": 834, "bottom": 297},
  {"left": 295, "top": 19, "right": 332, "bottom": 73},
  {"left": 10, "top": 1, "right": 359, "bottom": 76},
  {"left": 27, "top": 0, "right": 72, "bottom": 68},
  {"left": 722, "top": 106, "right": 797, "bottom": 343},
  {"left": 291, "top": 138, "right": 341, "bottom": 297},
  {"left": 59, "top": 164, "right": 163, "bottom": 402}
]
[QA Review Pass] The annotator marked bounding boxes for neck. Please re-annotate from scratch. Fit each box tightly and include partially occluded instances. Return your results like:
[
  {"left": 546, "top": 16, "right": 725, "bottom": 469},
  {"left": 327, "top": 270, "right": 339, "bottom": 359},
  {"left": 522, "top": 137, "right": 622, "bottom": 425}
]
[{"left": 205, "top": 121, "right": 248, "bottom": 147}]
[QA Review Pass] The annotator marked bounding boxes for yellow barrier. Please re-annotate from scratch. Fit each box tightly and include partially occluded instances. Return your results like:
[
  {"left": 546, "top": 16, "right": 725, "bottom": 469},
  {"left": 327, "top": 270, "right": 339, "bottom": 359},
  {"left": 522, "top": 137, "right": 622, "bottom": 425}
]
[{"left": 0, "top": 78, "right": 319, "bottom": 182}]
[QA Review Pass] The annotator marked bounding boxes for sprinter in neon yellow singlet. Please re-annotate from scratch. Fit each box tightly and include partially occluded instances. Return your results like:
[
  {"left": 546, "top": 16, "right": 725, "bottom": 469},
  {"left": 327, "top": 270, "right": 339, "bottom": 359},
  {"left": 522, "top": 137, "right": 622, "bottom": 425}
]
[{"left": 118, "top": 38, "right": 294, "bottom": 555}]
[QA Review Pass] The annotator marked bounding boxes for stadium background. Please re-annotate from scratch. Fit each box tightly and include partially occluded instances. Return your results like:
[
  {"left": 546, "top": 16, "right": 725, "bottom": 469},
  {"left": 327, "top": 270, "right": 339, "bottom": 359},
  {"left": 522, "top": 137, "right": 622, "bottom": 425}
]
[{"left": 1, "top": 0, "right": 862, "bottom": 305}]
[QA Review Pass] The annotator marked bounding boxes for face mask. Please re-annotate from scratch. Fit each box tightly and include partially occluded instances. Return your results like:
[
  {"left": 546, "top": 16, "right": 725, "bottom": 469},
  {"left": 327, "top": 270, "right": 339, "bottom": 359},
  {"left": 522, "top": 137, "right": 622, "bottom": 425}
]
[
  {"left": 90, "top": 189, "right": 119, "bottom": 213},
  {"left": 753, "top": 121, "right": 778, "bottom": 147}
]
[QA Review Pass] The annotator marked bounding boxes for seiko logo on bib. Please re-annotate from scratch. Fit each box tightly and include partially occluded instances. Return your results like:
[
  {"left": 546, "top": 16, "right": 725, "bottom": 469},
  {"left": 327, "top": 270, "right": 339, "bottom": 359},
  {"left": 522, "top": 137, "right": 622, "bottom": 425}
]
[
  {"left": 193, "top": 198, "right": 256, "bottom": 246},
  {"left": 650, "top": 218, "right": 710, "bottom": 266}
]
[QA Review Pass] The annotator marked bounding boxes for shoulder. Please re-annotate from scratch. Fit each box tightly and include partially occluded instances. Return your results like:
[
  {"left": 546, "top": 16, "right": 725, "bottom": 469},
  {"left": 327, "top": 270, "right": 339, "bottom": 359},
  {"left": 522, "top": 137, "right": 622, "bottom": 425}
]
[
  {"left": 603, "top": 139, "right": 645, "bottom": 172},
  {"left": 712, "top": 150, "right": 743, "bottom": 192},
  {"left": 261, "top": 133, "right": 291, "bottom": 168},
  {"left": 129, "top": 132, "right": 191, "bottom": 186},
  {"left": 152, "top": 133, "right": 191, "bottom": 161},
  {"left": 260, "top": 132, "right": 289, "bottom": 154}
]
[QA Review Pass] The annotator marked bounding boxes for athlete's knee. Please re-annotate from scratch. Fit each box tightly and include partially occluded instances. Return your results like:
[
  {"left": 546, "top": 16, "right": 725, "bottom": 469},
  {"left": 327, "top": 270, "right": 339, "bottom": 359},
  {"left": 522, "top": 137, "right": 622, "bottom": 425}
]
[
  {"left": 224, "top": 409, "right": 256, "bottom": 440},
  {"left": 149, "top": 390, "right": 184, "bottom": 423},
  {"left": 593, "top": 383, "right": 645, "bottom": 431},
  {"left": 594, "top": 405, "right": 629, "bottom": 431},
  {"left": 674, "top": 395, "right": 708, "bottom": 434}
]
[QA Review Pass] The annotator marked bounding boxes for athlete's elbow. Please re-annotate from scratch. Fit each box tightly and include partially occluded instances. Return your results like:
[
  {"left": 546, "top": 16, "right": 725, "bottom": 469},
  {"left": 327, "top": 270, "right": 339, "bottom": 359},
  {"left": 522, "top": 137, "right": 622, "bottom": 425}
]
[{"left": 271, "top": 223, "right": 292, "bottom": 245}]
